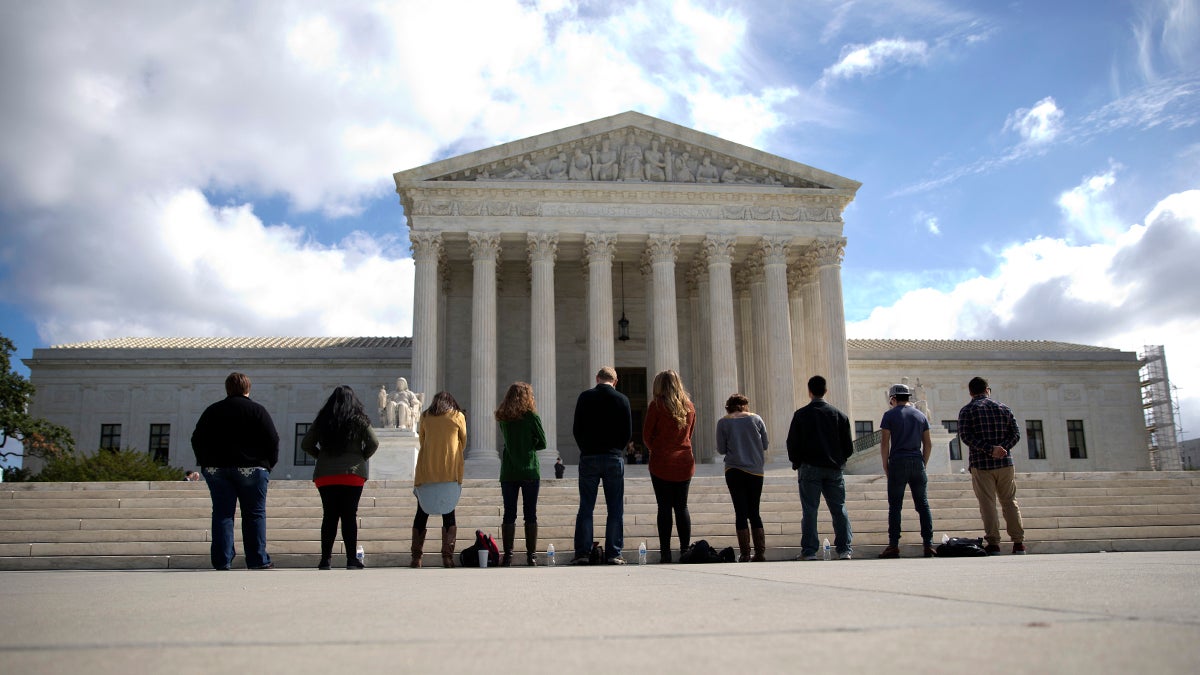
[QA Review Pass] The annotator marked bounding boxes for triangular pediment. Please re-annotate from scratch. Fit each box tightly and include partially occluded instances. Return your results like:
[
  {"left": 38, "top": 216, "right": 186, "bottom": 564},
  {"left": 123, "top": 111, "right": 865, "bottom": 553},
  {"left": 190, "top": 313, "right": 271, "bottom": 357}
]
[{"left": 393, "top": 111, "right": 860, "bottom": 191}]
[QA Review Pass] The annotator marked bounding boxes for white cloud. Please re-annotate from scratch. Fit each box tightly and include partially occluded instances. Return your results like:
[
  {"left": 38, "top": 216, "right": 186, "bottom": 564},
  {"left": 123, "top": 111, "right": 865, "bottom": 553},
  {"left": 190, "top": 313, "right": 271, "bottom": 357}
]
[
  {"left": 820, "top": 38, "right": 929, "bottom": 85},
  {"left": 1004, "top": 96, "right": 1064, "bottom": 146},
  {"left": 1056, "top": 167, "right": 1125, "bottom": 241},
  {"left": 849, "top": 187, "right": 1200, "bottom": 440}
]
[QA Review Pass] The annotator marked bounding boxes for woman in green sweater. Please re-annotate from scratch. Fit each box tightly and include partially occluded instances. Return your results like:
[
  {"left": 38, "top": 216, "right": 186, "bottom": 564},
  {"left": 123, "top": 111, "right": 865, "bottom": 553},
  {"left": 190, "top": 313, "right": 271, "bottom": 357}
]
[
  {"left": 495, "top": 382, "right": 547, "bottom": 566},
  {"left": 301, "top": 385, "right": 379, "bottom": 570}
]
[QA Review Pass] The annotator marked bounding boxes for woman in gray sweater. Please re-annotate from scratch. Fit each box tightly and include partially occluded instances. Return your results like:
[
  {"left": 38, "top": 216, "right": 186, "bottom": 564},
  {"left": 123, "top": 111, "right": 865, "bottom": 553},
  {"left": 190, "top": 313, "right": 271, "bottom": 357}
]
[{"left": 716, "top": 394, "right": 769, "bottom": 562}]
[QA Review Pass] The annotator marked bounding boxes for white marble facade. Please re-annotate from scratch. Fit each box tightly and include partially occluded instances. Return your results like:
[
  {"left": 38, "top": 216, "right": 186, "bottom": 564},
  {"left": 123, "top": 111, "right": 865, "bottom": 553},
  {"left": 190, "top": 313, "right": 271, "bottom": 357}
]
[{"left": 21, "top": 113, "right": 1152, "bottom": 476}]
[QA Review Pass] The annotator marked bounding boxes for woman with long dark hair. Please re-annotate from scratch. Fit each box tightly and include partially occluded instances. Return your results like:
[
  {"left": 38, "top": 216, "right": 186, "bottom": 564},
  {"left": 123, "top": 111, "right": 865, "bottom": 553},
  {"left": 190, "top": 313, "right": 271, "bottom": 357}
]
[
  {"left": 302, "top": 385, "right": 379, "bottom": 570},
  {"left": 411, "top": 391, "right": 467, "bottom": 568},
  {"left": 495, "top": 381, "right": 547, "bottom": 566},
  {"left": 644, "top": 370, "right": 696, "bottom": 563},
  {"left": 716, "top": 393, "right": 769, "bottom": 562}
]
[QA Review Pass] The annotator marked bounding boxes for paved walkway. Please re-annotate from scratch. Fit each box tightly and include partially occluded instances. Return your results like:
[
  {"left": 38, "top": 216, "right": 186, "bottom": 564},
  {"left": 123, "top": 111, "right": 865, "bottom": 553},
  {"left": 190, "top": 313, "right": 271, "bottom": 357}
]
[{"left": 1, "top": 551, "right": 1198, "bottom": 674}]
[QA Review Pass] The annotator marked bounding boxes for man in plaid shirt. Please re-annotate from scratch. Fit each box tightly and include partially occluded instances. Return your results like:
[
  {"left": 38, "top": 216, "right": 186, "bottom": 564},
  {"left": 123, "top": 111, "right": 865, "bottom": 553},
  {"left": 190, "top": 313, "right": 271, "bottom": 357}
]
[{"left": 957, "top": 376, "right": 1026, "bottom": 555}]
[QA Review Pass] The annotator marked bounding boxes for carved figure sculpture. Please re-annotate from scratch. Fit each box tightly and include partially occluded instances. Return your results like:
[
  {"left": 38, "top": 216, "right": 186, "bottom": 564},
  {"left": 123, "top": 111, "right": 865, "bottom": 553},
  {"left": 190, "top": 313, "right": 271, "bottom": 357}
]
[
  {"left": 696, "top": 156, "right": 719, "bottom": 183},
  {"left": 569, "top": 147, "right": 592, "bottom": 180},
  {"left": 377, "top": 385, "right": 388, "bottom": 425},
  {"left": 546, "top": 152, "right": 568, "bottom": 180},
  {"left": 387, "top": 377, "right": 422, "bottom": 431},
  {"left": 619, "top": 133, "right": 643, "bottom": 180},
  {"left": 592, "top": 138, "right": 618, "bottom": 181},
  {"left": 674, "top": 152, "right": 695, "bottom": 182},
  {"left": 720, "top": 164, "right": 741, "bottom": 183},
  {"left": 643, "top": 139, "right": 667, "bottom": 181}
]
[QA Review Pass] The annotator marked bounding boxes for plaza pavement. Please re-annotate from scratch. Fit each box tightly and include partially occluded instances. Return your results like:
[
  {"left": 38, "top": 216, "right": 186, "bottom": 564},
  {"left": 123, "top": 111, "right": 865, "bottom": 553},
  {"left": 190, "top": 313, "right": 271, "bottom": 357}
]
[{"left": 1, "top": 550, "right": 1197, "bottom": 674}]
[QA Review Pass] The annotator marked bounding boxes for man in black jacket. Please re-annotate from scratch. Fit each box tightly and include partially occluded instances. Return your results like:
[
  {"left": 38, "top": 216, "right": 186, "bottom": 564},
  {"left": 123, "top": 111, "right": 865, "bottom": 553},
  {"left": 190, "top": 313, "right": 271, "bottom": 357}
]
[
  {"left": 786, "top": 375, "right": 855, "bottom": 561},
  {"left": 191, "top": 372, "right": 279, "bottom": 570},
  {"left": 570, "top": 366, "right": 632, "bottom": 565}
]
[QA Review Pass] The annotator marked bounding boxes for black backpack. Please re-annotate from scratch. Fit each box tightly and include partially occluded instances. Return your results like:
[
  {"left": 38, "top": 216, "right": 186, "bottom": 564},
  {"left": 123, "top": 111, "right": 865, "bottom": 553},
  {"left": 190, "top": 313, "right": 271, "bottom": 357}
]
[
  {"left": 680, "top": 540, "right": 736, "bottom": 564},
  {"left": 935, "top": 537, "right": 989, "bottom": 557},
  {"left": 459, "top": 529, "right": 501, "bottom": 567}
]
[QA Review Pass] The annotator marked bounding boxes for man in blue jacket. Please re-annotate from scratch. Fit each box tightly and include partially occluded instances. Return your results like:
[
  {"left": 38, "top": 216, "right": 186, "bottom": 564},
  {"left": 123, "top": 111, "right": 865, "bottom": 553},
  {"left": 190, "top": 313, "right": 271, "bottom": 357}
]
[
  {"left": 191, "top": 372, "right": 279, "bottom": 570},
  {"left": 786, "top": 375, "right": 855, "bottom": 561},
  {"left": 570, "top": 366, "right": 632, "bottom": 565}
]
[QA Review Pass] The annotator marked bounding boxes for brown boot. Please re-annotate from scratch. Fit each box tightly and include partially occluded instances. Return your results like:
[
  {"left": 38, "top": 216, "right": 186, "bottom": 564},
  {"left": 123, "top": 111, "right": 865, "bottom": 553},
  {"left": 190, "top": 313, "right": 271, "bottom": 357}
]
[
  {"left": 409, "top": 527, "right": 426, "bottom": 568},
  {"left": 441, "top": 525, "right": 457, "bottom": 568},
  {"left": 524, "top": 523, "right": 538, "bottom": 566},
  {"left": 501, "top": 523, "right": 516, "bottom": 567},
  {"left": 751, "top": 528, "right": 767, "bottom": 562},
  {"left": 736, "top": 529, "right": 751, "bottom": 562}
]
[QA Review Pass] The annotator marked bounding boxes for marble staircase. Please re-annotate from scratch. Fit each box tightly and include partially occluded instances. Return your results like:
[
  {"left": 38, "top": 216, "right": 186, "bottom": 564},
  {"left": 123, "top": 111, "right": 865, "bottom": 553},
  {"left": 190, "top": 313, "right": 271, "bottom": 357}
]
[{"left": 1, "top": 471, "right": 1198, "bottom": 570}]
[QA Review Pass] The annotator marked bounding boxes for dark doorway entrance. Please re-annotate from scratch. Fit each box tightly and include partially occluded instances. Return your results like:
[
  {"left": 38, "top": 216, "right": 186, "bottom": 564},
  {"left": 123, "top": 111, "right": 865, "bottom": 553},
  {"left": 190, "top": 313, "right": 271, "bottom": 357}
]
[{"left": 615, "top": 367, "right": 647, "bottom": 459}]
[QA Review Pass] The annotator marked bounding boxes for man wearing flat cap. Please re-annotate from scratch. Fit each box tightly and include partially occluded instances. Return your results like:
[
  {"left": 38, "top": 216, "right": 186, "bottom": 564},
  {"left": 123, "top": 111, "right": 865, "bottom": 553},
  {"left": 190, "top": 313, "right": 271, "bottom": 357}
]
[{"left": 878, "top": 383, "right": 935, "bottom": 559}]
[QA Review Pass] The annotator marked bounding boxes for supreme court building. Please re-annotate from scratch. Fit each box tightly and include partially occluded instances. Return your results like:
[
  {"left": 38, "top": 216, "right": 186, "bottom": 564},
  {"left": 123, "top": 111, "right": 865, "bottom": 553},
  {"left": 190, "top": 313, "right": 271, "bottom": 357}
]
[{"left": 24, "top": 112, "right": 1155, "bottom": 476}]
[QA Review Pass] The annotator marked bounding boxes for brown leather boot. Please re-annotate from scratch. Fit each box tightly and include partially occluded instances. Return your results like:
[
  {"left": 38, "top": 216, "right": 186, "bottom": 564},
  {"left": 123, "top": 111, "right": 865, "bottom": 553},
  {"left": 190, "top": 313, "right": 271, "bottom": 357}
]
[
  {"left": 751, "top": 528, "right": 767, "bottom": 562},
  {"left": 524, "top": 523, "right": 538, "bottom": 566},
  {"left": 441, "top": 525, "right": 457, "bottom": 568},
  {"left": 501, "top": 523, "right": 516, "bottom": 567},
  {"left": 736, "top": 529, "right": 751, "bottom": 562},
  {"left": 409, "top": 527, "right": 426, "bottom": 568}
]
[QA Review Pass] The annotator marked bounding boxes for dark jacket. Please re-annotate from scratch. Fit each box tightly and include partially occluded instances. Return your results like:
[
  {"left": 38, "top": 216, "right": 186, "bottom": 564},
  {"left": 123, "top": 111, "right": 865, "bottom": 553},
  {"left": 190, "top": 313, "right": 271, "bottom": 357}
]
[
  {"left": 785, "top": 399, "right": 853, "bottom": 470},
  {"left": 572, "top": 383, "right": 632, "bottom": 456},
  {"left": 301, "top": 421, "right": 379, "bottom": 481},
  {"left": 191, "top": 395, "right": 280, "bottom": 470}
]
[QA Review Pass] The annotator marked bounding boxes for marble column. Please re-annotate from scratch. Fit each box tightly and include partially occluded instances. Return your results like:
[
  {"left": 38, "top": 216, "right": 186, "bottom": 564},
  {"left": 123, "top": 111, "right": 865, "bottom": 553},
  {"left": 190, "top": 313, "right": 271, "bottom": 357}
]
[
  {"left": 687, "top": 259, "right": 710, "bottom": 462},
  {"left": 787, "top": 264, "right": 806, "bottom": 409},
  {"left": 584, "top": 233, "right": 617, "bottom": 379},
  {"left": 527, "top": 232, "right": 558, "bottom": 456},
  {"left": 704, "top": 235, "right": 739, "bottom": 444},
  {"left": 640, "top": 251, "right": 656, "bottom": 380},
  {"left": 748, "top": 258, "right": 772, "bottom": 425},
  {"left": 760, "top": 236, "right": 796, "bottom": 461},
  {"left": 438, "top": 250, "right": 450, "bottom": 393},
  {"left": 409, "top": 231, "right": 442, "bottom": 404},
  {"left": 734, "top": 267, "right": 756, "bottom": 408},
  {"left": 801, "top": 250, "right": 825, "bottom": 391},
  {"left": 647, "top": 234, "right": 681, "bottom": 374},
  {"left": 468, "top": 231, "right": 501, "bottom": 461},
  {"left": 813, "top": 237, "right": 852, "bottom": 420}
]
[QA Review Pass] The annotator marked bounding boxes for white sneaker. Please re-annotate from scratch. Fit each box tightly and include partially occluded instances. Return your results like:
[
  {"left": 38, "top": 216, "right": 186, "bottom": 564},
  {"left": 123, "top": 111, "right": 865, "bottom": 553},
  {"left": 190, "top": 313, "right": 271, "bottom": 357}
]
[{"left": 838, "top": 551, "right": 852, "bottom": 560}]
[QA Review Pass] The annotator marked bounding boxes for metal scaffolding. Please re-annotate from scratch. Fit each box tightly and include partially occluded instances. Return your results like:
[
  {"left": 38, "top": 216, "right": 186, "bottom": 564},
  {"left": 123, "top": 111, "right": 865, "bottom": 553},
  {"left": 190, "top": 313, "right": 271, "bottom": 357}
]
[{"left": 1139, "top": 345, "right": 1182, "bottom": 471}]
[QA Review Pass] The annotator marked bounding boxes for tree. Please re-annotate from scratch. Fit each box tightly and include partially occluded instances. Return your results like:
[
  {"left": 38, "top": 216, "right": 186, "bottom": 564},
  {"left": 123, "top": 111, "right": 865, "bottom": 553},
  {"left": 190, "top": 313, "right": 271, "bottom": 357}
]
[{"left": 0, "top": 334, "right": 74, "bottom": 462}]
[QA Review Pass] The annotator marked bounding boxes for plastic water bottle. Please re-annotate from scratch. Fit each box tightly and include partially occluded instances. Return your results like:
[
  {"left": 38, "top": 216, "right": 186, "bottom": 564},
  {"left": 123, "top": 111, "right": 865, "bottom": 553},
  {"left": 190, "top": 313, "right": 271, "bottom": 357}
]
[
  {"left": 638, "top": 541, "right": 647, "bottom": 565},
  {"left": 355, "top": 545, "right": 365, "bottom": 564},
  {"left": 822, "top": 538, "right": 831, "bottom": 561},
  {"left": 547, "top": 543, "right": 556, "bottom": 566}
]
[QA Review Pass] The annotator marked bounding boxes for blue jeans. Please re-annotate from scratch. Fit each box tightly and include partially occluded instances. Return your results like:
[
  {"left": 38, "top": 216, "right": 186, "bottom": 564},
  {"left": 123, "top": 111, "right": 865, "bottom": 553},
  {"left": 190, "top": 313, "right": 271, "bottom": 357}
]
[
  {"left": 887, "top": 455, "right": 933, "bottom": 546},
  {"left": 574, "top": 454, "right": 624, "bottom": 559},
  {"left": 202, "top": 467, "right": 271, "bottom": 569},
  {"left": 501, "top": 479, "right": 541, "bottom": 524},
  {"left": 798, "top": 464, "right": 853, "bottom": 556}
]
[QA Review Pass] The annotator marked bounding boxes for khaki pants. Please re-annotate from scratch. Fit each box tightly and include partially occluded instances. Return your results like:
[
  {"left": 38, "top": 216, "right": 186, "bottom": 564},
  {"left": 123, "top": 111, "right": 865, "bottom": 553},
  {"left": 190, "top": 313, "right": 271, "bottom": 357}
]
[{"left": 970, "top": 465, "right": 1024, "bottom": 545}]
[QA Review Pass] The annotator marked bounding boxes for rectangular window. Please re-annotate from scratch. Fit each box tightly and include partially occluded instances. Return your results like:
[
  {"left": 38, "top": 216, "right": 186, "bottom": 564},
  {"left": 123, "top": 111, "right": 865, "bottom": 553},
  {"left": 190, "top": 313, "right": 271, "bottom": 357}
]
[
  {"left": 294, "top": 423, "right": 315, "bottom": 466},
  {"left": 149, "top": 424, "right": 170, "bottom": 464},
  {"left": 854, "top": 421, "right": 873, "bottom": 439},
  {"left": 100, "top": 424, "right": 121, "bottom": 451},
  {"left": 1026, "top": 420, "right": 1046, "bottom": 460},
  {"left": 1067, "top": 420, "right": 1087, "bottom": 459},
  {"left": 943, "top": 420, "right": 961, "bottom": 460}
]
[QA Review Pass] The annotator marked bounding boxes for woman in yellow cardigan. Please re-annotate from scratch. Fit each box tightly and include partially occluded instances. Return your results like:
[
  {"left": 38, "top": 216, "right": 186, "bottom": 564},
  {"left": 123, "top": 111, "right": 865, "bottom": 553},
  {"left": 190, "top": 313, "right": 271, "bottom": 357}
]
[{"left": 411, "top": 391, "right": 467, "bottom": 568}]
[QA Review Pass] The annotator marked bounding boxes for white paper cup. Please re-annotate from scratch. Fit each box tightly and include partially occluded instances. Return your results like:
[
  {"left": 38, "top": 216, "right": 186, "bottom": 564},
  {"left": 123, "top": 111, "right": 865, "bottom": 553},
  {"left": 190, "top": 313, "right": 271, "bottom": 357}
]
[{"left": 478, "top": 550, "right": 488, "bottom": 568}]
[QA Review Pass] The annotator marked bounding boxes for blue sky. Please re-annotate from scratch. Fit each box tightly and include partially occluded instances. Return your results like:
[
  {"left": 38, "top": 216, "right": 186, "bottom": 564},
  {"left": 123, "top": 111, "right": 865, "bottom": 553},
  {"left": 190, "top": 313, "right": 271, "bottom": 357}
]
[{"left": 1, "top": 0, "right": 1198, "bottom": 458}]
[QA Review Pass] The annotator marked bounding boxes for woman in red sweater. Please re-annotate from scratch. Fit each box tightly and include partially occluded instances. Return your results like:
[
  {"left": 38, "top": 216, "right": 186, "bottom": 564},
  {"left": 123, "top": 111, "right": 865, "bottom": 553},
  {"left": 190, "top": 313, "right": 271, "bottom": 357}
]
[{"left": 643, "top": 370, "right": 697, "bottom": 563}]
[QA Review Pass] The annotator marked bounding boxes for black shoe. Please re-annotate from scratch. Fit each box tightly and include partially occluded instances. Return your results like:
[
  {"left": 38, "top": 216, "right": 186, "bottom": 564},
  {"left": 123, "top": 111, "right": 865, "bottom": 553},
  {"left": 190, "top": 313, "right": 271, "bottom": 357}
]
[
  {"left": 249, "top": 562, "right": 275, "bottom": 570},
  {"left": 569, "top": 555, "right": 591, "bottom": 566},
  {"left": 346, "top": 558, "right": 365, "bottom": 570},
  {"left": 318, "top": 558, "right": 331, "bottom": 570},
  {"left": 984, "top": 544, "right": 1001, "bottom": 555}
]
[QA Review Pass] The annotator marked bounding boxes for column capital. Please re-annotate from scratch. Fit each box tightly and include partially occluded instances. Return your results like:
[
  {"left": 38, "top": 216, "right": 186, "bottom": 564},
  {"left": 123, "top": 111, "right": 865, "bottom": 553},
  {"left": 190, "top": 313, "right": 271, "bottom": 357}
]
[
  {"left": 409, "top": 231, "right": 443, "bottom": 260},
  {"left": 527, "top": 231, "right": 559, "bottom": 263},
  {"left": 734, "top": 267, "right": 753, "bottom": 294},
  {"left": 468, "top": 231, "right": 502, "bottom": 261},
  {"left": 646, "top": 234, "right": 680, "bottom": 264},
  {"left": 584, "top": 233, "right": 616, "bottom": 263},
  {"left": 703, "top": 235, "right": 736, "bottom": 265},
  {"left": 787, "top": 265, "right": 805, "bottom": 293},
  {"left": 809, "top": 237, "right": 847, "bottom": 267},
  {"left": 758, "top": 236, "right": 790, "bottom": 266},
  {"left": 745, "top": 256, "right": 765, "bottom": 282}
]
